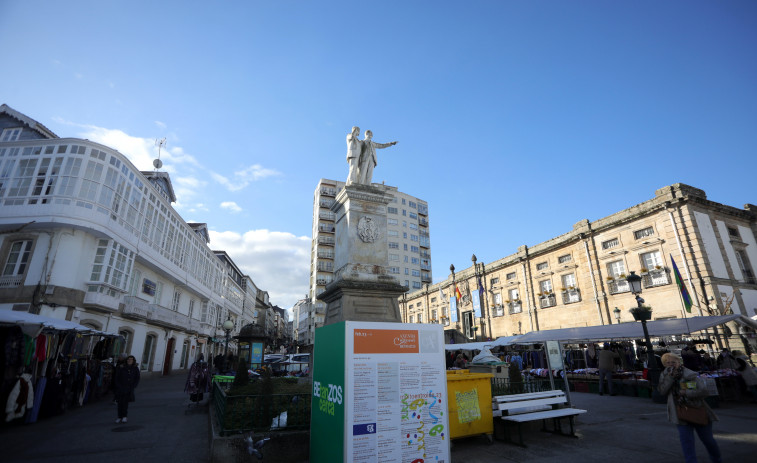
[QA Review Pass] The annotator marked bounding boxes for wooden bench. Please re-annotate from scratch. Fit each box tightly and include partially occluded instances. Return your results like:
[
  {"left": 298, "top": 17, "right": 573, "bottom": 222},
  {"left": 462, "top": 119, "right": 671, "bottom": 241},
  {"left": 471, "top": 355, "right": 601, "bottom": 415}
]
[{"left": 492, "top": 390, "right": 587, "bottom": 447}]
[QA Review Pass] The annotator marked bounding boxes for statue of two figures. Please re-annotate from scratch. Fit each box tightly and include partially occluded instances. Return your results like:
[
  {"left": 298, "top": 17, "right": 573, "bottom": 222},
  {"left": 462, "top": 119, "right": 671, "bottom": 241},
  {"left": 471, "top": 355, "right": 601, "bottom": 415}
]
[{"left": 346, "top": 126, "right": 398, "bottom": 186}]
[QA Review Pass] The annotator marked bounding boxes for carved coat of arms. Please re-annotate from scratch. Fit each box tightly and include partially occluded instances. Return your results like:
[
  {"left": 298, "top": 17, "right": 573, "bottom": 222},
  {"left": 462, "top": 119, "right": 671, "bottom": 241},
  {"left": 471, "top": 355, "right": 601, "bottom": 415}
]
[{"left": 357, "top": 216, "right": 380, "bottom": 243}]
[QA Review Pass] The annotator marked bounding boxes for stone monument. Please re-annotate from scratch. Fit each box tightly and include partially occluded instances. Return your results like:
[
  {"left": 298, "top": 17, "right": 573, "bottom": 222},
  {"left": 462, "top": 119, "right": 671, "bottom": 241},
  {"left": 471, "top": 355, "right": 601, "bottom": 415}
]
[{"left": 320, "top": 128, "right": 404, "bottom": 325}]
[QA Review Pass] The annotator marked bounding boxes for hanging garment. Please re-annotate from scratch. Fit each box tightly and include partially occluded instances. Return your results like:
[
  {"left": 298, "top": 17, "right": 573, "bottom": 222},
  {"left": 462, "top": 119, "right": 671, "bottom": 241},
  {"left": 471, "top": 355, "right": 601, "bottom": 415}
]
[{"left": 5, "top": 373, "right": 34, "bottom": 422}]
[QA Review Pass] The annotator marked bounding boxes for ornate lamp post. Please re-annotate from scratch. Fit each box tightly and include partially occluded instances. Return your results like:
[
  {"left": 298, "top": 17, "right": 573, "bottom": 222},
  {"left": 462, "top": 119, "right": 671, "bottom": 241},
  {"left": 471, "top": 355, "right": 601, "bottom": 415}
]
[
  {"left": 223, "top": 317, "right": 234, "bottom": 369},
  {"left": 472, "top": 254, "right": 479, "bottom": 341},
  {"left": 613, "top": 307, "right": 621, "bottom": 324},
  {"left": 450, "top": 264, "right": 458, "bottom": 328},
  {"left": 626, "top": 271, "right": 660, "bottom": 399}
]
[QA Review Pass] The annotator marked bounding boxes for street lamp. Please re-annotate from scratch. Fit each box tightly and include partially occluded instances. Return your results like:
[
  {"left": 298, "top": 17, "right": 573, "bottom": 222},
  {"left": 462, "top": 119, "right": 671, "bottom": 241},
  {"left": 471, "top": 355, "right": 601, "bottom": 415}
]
[
  {"left": 613, "top": 307, "right": 621, "bottom": 323},
  {"left": 450, "top": 264, "right": 458, "bottom": 327},
  {"left": 223, "top": 317, "right": 234, "bottom": 371},
  {"left": 626, "top": 271, "right": 660, "bottom": 399}
]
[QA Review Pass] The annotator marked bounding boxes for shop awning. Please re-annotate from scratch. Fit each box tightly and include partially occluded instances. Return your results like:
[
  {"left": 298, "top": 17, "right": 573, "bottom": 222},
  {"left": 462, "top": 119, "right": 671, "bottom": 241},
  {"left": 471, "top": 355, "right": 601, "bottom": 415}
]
[{"left": 0, "top": 310, "right": 117, "bottom": 336}]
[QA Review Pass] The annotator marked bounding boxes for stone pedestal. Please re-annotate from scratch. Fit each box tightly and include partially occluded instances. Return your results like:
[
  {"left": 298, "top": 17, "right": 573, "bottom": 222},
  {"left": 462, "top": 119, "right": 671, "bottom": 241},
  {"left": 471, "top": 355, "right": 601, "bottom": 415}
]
[{"left": 320, "top": 184, "right": 406, "bottom": 325}]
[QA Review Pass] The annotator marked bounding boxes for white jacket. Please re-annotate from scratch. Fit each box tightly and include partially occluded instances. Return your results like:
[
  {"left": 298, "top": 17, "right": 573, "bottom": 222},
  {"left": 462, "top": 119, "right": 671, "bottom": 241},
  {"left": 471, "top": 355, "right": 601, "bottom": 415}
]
[{"left": 5, "top": 373, "right": 34, "bottom": 422}]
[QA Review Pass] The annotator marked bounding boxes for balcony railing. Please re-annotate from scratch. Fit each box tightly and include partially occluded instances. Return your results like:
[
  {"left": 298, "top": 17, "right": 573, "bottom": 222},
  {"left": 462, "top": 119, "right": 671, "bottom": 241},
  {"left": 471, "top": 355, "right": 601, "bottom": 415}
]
[
  {"left": 122, "top": 295, "right": 192, "bottom": 330},
  {"left": 421, "top": 274, "right": 432, "bottom": 283},
  {"left": 508, "top": 302, "right": 522, "bottom": 314},
  {"left": 320, "top": 188, "right": 337, "bottom": 196},
  {"left": 539, "top": 295, "right": 557, "bottom": 308},
  {"left": 83, "top": 285, "right": 122, "bottom": 312},
  {"left": 492, "top": 305, "right": 505, "bottom": 317},
  {"left": 642, "top": 270, "right": 670, "bottom": 288},
  {"left": 319, "top": 211, "right": 335, "bottom": 221},
  {"left": 561, "top": 289, "right": 581, "bottom": 304},
  {"left": 318, "top": 224, "right": 335, "bottom": 233},
  {"left": 317, "top": 237, "right": 335, "bottom": 246},
  {"left": 608, "top": 279, "right": 631, "bottom": 294},
  {"left": 0, "top": 275, "right": 24, "bottom": 288}
]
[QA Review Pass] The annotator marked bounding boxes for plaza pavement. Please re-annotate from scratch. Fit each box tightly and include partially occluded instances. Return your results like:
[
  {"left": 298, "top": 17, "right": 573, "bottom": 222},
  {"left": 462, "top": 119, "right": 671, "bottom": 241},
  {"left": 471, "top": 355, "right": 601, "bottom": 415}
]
[{"left": 1, "top": 372, "right": 756, "bottom": 462}]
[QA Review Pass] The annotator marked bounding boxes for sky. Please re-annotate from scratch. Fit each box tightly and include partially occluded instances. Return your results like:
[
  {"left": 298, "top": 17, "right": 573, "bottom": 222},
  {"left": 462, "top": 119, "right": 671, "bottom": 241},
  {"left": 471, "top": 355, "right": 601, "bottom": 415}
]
[{"left": 2, "top": 1, "right": 756, "bottom": 311}]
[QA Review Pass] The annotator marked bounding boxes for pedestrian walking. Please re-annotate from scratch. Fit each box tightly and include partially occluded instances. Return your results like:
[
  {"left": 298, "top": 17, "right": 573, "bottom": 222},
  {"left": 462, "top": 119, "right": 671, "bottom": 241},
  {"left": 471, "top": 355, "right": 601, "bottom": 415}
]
[
  {"left": 114, "top": 355, "right": 140, "bottom": 423},
  {"left": 658, "top": 352, "right": 721, "bottom": 463}
]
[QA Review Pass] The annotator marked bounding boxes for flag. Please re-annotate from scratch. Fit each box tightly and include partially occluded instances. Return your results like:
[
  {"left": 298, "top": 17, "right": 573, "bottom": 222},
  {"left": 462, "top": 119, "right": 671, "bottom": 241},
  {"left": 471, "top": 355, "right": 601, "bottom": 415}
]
[
  {"left": 455, "top": 284, "right": 462, "bottom": 303},
  {"left": 478, "top": 276, "right": 485, "bottom": 299},
  {"left": 671, "top": 255, "right": 693, "bottom": 313},
  {"left": 439, "top": 286, "right": 445, "bottom": 303}
]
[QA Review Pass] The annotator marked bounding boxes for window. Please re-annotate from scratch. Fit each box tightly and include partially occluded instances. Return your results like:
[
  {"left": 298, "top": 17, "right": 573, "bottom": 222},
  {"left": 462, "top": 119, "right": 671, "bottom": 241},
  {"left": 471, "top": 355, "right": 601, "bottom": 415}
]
[
  {"left": 463, "top": 311, "right": 474, "bottom": 338},
  {"left": 634, "top": 227, "right": 655, "bottom": 240},
  {"left": 128, "top": 269, "right": 142, "bottom": 296},
  {"left": 404, "top": 256, "right": 409, "bottom": 262},
  {"left": 506, "top": 272, "right": 517, "bottom": 280},
  {"left": 431, "top": 297, "right": 437, "bottom": 303},
  {"left": 409, "top": 315, "right": 414, "bottom": 323},
  {"left": 640, "top": 251, "right": 663, "bottom": 271},
  {"left": 404, "top": 244, "right": 408, "bottom": 251},
  {"left": 188, "top": 299, "right": 196, "bottom": 319},
  {"left": 561, "top": 273, "right": 577, "bottom": 290},
  {"left": 388, "top": 218, "right": 398, "bottom": 225},
  {"left": 508, "top": 288, "right": 520, "bottom": 302},
  {"left": 403, "top": 232, "right": 407, "bottom": 239},
  {"left": 412, "top": 269, "right": 420, "bottom": 277},
  {"left": 602, "top": 238, "right": 619, "bottom": 250},
  {"left": 388, "top": 207, "right": 398, "bottom": 214},
  {"left": 3, "top": 240, "right": 33, "bottom": 276},
  {"left": 1, "top": 128, "right": 22, "bottom": 142},
  {"left": 403, "top": 221, "right": 407, "bottom": 228},
  {"left": 491, "top": 277, "right": 499, "bottom": 285},
  {"left": 410, "top": 234, "right": 418, "bottom": 242},
  {"left": 539, "top": 280, "right": 553, "bottom": 294},
  {"left": 388, "top": 230, "right": 399, "bottom": 237},
  {"left": 389, "top": 241, "right": 399, "bottom": 249},
  {"left": 727, "top": 227, "right": 740, "bottom": 238},
  {"left": 402, "top": 209, "right": 407, "bottom": 216},
  {"left": 409, "top": 212, "right": 418, "bottom": 219},
  {"left": 536, "top": 262, "right": 548, "bottom": 271},
  {"left": 409, "top": 201, "right": 417, "bottom": 208},
  {"left": 558, "top": 254, "right": 572, "bottom": 264},
  {"left": 389, "top": 253, "right": 399, "bottom": 261},
  {"left": 411, "top": 257, "right": 420, "bottom": 264},
  {"left": 607, "top": 260, "right": 630, "bottom": 293},
  {"left": 141, "top": 334, "right": 156, "bottom": 371},
  {"left": 417, "top": 313, "right": 423, "bottom": 323},
  {"left": 402, "top": 198, "right": 406, "bottom": 205},
  {"left": 411, "top": 246, "right": 419, "bottom": 253},
  {"left": 409, "top": 223, "right": 418, "bottom": 230},
  {"left": 89, "top": 239, "right": 134, "bottom": 291},
  {"left": 405, "top": 268, "right": 409, "bottom": 275},
  {"left": 494, "top": 293, "right": 502, "bottom": 306},
  {"left": 735, "top": 250, "right": 755, "bottom": 284},
  {"left": 171, "top": 289, "right": 181, "bottom": 311},
  {"left": 431, "top": 309, "right": 437, "bottom": 321},
  {"left": 412, "top": 281, "right": 421, "bottom": 289},
  {"left": 389, "top": 266, "right": 400, "bottom": 274},
  {"left": 179, "top": 340, "right": 190, "bottom": 369}
]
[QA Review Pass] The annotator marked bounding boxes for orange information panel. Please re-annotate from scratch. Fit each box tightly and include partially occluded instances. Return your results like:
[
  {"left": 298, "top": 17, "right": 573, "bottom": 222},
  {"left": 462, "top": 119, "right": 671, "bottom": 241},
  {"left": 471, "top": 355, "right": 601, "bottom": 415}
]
[{"left": 353, "top": 329, "right": 420, "bottom": 354}]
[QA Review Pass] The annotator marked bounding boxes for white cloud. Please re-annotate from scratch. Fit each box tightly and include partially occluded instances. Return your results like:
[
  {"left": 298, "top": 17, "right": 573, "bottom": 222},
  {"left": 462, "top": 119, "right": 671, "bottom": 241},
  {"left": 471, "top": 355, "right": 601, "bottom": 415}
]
[
  {"left": 155, "top": 120, "right": 166, "bottom": 129},
  {"left": 211, "top": 164, "right": 281, "bottom": 192},
  {"left": 220, "top": 201, "right": 242, "bottom": 213},
  {"left": 209, "top": 229, "right": 311, "bottom": 309}
]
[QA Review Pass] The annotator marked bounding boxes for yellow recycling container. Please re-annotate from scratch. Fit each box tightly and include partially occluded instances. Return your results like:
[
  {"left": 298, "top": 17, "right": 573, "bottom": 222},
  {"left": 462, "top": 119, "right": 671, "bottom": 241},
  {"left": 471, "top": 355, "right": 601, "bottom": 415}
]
[{"left": 446, "top": 371, "right": 493, "bottom": 440}]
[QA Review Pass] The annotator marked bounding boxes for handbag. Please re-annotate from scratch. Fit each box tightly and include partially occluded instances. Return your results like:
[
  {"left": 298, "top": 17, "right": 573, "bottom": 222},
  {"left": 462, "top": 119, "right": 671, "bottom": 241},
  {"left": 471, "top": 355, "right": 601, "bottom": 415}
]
[{"left": 676, "top": 403, "right": 708, "bottom": 426}]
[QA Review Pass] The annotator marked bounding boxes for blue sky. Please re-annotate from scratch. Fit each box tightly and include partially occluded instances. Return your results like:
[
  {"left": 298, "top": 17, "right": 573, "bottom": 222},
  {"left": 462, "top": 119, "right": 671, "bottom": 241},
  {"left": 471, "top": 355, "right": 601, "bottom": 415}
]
[{"left": 2, "top": 1, "right": 755, "bottom": 310}]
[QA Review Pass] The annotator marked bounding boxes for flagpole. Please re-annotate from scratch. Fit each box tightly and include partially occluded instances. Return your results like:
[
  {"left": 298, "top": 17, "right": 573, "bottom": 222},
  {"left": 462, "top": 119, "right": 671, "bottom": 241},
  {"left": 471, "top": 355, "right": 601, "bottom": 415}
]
[{"left": 670, "top": 255, "right": 694, "bottom": 337}]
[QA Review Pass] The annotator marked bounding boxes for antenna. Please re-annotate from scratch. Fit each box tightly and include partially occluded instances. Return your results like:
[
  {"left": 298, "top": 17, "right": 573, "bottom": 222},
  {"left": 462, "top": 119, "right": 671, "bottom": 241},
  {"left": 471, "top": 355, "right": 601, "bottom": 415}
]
[{"left": 153, "top": 137, "right": 166, "bottom": 170}]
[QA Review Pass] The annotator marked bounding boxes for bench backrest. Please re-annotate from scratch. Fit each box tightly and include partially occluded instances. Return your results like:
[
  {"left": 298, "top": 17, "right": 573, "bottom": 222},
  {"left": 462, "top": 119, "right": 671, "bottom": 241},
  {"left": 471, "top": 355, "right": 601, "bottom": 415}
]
[
  {"left": 495, "top": 395, "right": 567, "bottom": 411},
  {"left": 493, "top": 390, "right": 565, "bottom": 404}
]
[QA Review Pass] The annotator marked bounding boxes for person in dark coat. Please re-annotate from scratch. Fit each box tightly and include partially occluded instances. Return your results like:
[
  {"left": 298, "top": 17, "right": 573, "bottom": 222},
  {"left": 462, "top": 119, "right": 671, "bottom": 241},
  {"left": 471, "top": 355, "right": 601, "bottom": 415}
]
[{"left": 114, "top": 355, "right": 140, "bottom": 423}]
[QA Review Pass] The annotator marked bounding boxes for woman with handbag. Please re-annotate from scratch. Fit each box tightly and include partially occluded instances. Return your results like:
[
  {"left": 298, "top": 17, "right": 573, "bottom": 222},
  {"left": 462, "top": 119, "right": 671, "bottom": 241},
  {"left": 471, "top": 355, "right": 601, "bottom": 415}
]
[{"left": 658, "top": 352, "right": 721, "bottom": 463}]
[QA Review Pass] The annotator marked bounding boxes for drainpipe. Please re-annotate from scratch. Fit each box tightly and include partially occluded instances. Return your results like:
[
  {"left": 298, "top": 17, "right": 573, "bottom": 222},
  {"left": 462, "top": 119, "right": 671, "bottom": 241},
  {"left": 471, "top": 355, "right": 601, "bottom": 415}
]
[
  {"left": 521, "top": 260, "right": 534, "bottom": 332},
  {"left": 583, "top": 238, "right": 605, "bottom": 325}
]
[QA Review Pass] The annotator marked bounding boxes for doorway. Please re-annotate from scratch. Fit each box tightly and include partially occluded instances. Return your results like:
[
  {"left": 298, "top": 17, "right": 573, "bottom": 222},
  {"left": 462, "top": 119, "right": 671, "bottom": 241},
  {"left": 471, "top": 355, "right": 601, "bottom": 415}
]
[{"left": 163, "top": 337, "right": 175, "bottom": 375}]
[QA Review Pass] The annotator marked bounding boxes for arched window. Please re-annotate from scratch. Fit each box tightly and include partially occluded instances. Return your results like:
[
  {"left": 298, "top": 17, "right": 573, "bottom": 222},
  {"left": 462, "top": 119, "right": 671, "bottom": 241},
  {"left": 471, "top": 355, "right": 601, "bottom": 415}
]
[
  {"left": 179, "top": 340, "right": 190, "bottom": 369},
  {"left": 141, "top": 333, "right": 157, "bottom": 371},
  {"left": 118, "top": 328, "right": 134, "bottom": 353}
]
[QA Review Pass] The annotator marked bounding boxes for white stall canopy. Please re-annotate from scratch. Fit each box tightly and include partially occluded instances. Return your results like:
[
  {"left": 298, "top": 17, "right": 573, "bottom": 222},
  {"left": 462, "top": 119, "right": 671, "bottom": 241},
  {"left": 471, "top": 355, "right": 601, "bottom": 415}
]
[
  {"left": 444, "top": 315, "right": 755, "bottom": 350},
  {"left": 0, "top": 310, "right": 116, "bottom": 337}
]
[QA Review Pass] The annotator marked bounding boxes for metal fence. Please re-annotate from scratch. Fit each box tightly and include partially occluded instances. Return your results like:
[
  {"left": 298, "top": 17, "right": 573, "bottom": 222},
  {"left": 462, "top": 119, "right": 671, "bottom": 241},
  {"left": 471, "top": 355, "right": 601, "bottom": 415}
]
[
  {"left": 490, "top": 376, "right": 567, "bottom": 396},
  {"left": 212, "top": 381, "right": 312, "bottom": 435}
]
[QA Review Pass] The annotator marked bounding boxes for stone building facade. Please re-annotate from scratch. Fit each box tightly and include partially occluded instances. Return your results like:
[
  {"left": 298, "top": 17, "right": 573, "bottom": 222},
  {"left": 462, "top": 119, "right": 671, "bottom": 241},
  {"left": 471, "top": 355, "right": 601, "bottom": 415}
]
[{"left": 401, "top": 184, "right": 757, "bottom": 349}]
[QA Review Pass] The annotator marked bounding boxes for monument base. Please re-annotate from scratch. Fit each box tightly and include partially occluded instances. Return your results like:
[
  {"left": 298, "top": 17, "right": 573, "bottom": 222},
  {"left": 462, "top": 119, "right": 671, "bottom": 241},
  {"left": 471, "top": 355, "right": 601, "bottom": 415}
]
[{"left": 320, "top": 279, "right": 406, "bottom": 325}]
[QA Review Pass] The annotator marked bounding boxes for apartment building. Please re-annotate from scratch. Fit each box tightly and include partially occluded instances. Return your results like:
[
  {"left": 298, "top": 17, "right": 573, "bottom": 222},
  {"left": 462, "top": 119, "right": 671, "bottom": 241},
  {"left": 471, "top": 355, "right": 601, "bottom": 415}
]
[
  {"left": 401, "top": 183, "right": 757, "bottom": 350},
  {"left": 304, "top": 178, "right": 431, "bottom": 344}
]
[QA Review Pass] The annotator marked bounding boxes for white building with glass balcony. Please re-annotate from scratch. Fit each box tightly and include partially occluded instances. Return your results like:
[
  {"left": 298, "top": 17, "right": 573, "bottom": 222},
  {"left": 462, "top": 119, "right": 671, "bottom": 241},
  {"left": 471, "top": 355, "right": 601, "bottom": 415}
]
[{"left": 0, "top": 104, "right": 261, "bottom": 376}]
